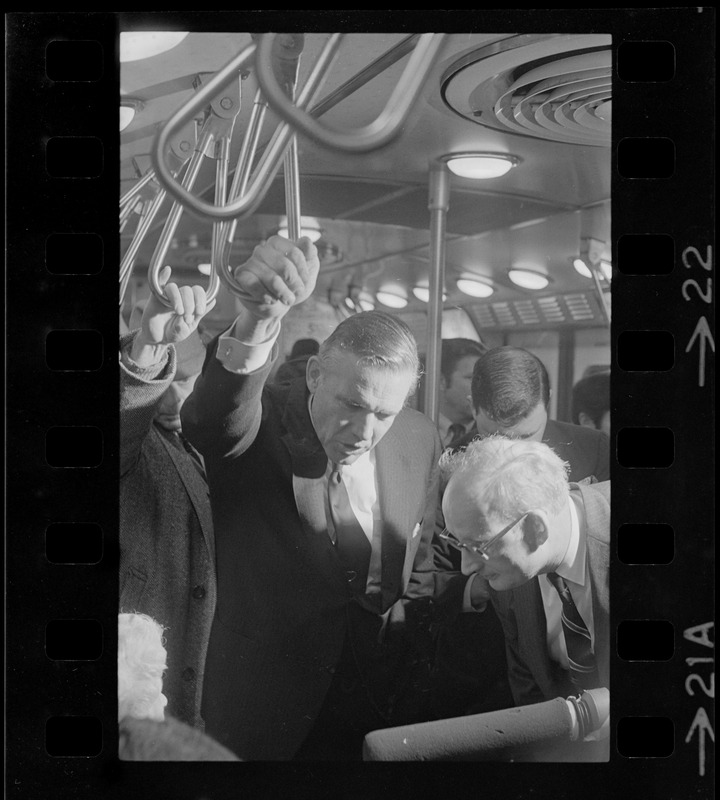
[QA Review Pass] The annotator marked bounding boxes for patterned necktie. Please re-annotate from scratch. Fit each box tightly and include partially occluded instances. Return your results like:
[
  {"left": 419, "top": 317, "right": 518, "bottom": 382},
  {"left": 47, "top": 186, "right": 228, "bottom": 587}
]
[
  {"left": 546, "top": 572, "right": 600, "bottom": 691},
  {"left": 447, "top": 423, "right": 467, "bottom": 448},
  {"left": 327, "top": 463, "right": 372, "bottom": 594}
]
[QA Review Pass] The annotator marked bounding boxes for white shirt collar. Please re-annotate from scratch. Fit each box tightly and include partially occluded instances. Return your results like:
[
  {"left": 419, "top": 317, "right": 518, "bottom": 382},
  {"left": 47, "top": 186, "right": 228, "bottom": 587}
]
[{"left": 554, "top": 496, "right": 586, "bottom": 587}]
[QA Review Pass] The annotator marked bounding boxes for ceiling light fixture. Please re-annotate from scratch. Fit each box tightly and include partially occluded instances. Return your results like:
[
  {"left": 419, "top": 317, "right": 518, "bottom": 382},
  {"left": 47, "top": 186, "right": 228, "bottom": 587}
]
[
  {"left": 572, "top": 257, "right": 592, "bottom": 279},
  {"left": 347, "top": 285, "right": 376, "bottom": 312},
  {"left": 120, "top": 31, "right": 189, "bottom": 63},
  {"left": 456, "top": 276, "right": 495, "bottom": 298},
  {"left": 412, "top": 281, "right": 447, "bottom": 303},
  {"left": 277, "top": 215, "right": 323, "bottom": 243},
  {"left": 572, "top": 238, "right": 611, "bottom": 282},
  {"left": 120, "top": 99, "right": 143, "bottom": 132},
  {"left": 442, "top": 152, "right": 521, "bottom": 180},
  {"left": 376, "top": 283, "right": 408, "bottom": 309},
  {"left": 508, "top": 267, "right": 550, "bottom": 290}
]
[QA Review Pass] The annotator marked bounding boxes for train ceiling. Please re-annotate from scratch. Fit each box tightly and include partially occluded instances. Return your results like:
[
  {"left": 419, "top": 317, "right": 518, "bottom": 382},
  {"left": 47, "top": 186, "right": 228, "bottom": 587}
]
[{"left": 120, "top": 30, "right": 612, "bottom": 328}]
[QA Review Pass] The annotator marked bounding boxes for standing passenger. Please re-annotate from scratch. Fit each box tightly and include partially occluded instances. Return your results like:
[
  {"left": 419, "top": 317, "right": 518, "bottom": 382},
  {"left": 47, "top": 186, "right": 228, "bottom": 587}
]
[
  {"left": 571, "top": 371, "right": 611, "bottom": 437},
  {"left": 437, "top": 338, "right": 487, "bottom": 448},
  {"left": 182, "top": 234, "right": 445, "bottom": 760},
  {"left": 459, "top": 346, "right": 610, "bottom": 482},
  {"left": 120, "top": 266, "right": 216, "bottom": 728}
]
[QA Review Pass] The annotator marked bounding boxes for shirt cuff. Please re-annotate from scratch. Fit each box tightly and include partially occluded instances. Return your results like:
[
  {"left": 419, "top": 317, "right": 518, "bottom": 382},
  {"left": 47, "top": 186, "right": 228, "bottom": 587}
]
[{"left": 216, "top": 319, "right": 281, "bottom": 374}]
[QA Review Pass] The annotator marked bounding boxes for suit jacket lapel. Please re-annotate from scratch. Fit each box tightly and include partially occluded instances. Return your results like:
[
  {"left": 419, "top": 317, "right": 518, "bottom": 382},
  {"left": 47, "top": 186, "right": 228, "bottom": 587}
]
[
  {"left": 375, "top": 415, "right": 425, "bottom": 609},
  {"left": 512, "top": 579, "right": 559, "bottom": 699},
  {"left": 279, "top": 378, "right": 351, "bottom": 596},
  {"left": 577, "top": 482, "right": 611, "bottom": 688},
  {"left": 155, "top": 426, "right": 216, "bottom": 564}
]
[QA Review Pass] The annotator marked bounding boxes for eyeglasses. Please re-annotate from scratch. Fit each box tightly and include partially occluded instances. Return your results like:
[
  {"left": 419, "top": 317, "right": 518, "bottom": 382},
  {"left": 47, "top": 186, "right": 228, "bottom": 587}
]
[{"left": 439, "top": 511, "right": 530, "bottom": 561}]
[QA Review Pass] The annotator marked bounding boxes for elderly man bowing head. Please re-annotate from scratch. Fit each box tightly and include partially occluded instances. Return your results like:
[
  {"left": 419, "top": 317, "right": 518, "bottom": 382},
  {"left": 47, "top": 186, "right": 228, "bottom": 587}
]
[{"left": 440, "top": 436, "right": 610, "bottom": 761}]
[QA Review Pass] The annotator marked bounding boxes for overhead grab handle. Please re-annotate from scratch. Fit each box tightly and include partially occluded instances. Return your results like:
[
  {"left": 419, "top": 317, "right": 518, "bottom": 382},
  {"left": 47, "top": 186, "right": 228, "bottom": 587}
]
[
  {"left": 148, "top": 120, "right": 221, "bottom": 306},
  {"left": 254, "top": 33, "right": 446, "bottom": 153},
  {"left": 151, "top": 34, "right": 341, "bottom": 222}
]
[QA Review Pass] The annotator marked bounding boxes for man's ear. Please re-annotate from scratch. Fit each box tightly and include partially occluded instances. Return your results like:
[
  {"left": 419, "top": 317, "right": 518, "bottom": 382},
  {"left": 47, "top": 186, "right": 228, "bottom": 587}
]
[
  {"left": 521, "top": 511, "right": 549, "bottom": 551},
  {"left": 306, "top": 355, "right": 321, "bottom": 392}
]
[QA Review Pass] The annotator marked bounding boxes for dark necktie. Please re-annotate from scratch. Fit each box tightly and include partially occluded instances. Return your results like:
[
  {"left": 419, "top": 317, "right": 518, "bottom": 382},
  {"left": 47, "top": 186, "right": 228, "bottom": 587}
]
[
  {"left": 327, "top": 463, "right": 372, "bottom": 595},
  {"left": 447, "top": 423, "right": 467, "bottom": 448},
  {"left": 546, "top": 572, "right": 600, "bottom": 691}
]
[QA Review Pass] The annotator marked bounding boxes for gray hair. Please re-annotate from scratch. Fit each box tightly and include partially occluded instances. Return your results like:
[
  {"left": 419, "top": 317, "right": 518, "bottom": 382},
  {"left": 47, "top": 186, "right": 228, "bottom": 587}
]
[{"left": 440, "top": 435, "right": 570, "bottom": 518}]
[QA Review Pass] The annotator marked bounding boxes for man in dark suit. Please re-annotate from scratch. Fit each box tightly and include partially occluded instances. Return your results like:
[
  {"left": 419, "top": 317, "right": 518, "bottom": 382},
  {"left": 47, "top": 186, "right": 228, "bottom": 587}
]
[
  {"left": 120, "top": 267, "right": 217, "bottom": 729},
  {"left": 182, "top": 234, "right": 444, "bottom": 760},
  {"left": 436, "top": 338, "right": 487, "bottom": 448},
  {"left": 460, "top": 346, "right": 609, "bottom": 482},
  {"left": 441, "top": 437, "right": 610, "bottom": 761}
]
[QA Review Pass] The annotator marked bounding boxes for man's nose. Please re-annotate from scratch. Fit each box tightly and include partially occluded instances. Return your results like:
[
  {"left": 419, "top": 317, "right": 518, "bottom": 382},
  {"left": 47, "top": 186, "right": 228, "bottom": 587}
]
[
  {"left": 461, "top": 549, "right": 484, "bottom": 575},
  {"left": 351, "top": 412, "right": 375, "bottom": 442}
]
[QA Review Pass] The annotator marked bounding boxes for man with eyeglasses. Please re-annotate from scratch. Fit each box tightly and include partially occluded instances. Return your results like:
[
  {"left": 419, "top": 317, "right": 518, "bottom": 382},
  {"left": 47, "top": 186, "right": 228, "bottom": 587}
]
[{"left": 439, "top": 435, "right": 610, "bottom": 761}]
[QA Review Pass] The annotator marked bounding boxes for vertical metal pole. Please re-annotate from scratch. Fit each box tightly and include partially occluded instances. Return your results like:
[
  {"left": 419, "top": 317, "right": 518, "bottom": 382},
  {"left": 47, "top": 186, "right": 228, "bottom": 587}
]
[{"left": 424, "top": 162, "right": 450, "bottom": 424}]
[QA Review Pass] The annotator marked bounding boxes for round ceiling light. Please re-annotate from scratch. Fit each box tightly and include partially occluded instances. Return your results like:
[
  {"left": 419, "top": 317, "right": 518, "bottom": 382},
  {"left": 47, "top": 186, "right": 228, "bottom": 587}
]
[
  {"left": 412, "top": 283, "right": 447, "bottom": 303},
  {"left": 376, "top": 284, "right": 408, "bottom": 309},
  {"left": 120, "top": 104, "right": 136, "bottom": 132},
  {"left": 444, "top": 152, "right": 520, "bottom": 180},
  {"left": 572, "top": 257, "right": 593, "bottom": 278},
  {"left": 508, "top": 268, "right": 550, "bottom": 290},
  {"left": 456, "top": 276, "right": 494, "bottom": 298},
  {"left": 120, "top": 32, "right": 189, "bottom": 63}
]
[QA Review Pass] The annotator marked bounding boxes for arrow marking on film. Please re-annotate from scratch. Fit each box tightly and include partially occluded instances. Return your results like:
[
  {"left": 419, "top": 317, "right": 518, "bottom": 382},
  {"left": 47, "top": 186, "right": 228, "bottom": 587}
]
[
  {"left": 686, "top": 316, "right": 715, "bottom": 388},
  {"left": 685, "top": 706, "right": 715, "bottom": 777}
]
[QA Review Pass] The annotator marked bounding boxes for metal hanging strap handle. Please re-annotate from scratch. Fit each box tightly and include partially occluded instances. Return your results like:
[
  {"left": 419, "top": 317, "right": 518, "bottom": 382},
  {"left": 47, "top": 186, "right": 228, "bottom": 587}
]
[
  {"left": 254, "top": 33, "right": 446, "bottom": 153},
  {"left": 150, "top": 34, "right": 342, "bottom": 222}
]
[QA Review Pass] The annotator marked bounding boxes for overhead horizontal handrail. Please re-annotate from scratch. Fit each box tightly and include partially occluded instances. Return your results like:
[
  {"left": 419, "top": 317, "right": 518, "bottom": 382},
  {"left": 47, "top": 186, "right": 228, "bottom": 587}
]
[
  {"left": 151, "top": 34, "right": 341, "bottom": 222},
  {"left": 255, "top": 32, "right": 446, "bottom": 153}
]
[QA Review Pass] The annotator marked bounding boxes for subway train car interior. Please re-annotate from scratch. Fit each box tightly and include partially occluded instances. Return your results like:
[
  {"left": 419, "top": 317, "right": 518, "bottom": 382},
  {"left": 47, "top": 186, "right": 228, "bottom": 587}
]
[
  {"left": 120, "top": 30, "right": 611, "bottom": 421},
  {"left": 118, "top": 27, "right": 614, "bottom": 762}
]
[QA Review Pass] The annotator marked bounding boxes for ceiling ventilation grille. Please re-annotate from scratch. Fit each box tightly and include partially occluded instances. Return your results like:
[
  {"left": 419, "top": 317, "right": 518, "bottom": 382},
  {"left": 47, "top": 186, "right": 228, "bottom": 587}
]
[
  {"left": 467, "top": 291, "right": 608, "bottom": 329},
  {"left": 442, "top": 34, "right": 611, "bottom": 147}
]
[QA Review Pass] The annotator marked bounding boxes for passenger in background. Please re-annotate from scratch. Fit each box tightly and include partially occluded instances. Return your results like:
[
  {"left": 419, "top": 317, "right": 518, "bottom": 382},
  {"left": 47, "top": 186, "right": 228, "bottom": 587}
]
[
  {"left": 572, "top": 371, "right": 611, "bottom": 437},
  {"left": 120, "top": 266, "right": 216, "bottom": 729},
  {"left": 457, "top": 346, "right": 610, "bottom": 482},
  {"left": 441, "top": 437, "right": 610, "bottom": 762},
  {"left": 437, "top": 338, "right": 488, "bottom": 448},
  {"left": 182, "top": 234, "right": 446, "bottom": 760},
  {"left": 272, "top": 337, "right": 319, "bottom": 385}
]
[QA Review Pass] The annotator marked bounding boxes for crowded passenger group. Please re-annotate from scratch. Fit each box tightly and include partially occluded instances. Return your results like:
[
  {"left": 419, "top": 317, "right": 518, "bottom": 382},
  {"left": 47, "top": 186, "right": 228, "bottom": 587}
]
[{"left": 118, "top": 233, "right": 611, "bottom": 762}]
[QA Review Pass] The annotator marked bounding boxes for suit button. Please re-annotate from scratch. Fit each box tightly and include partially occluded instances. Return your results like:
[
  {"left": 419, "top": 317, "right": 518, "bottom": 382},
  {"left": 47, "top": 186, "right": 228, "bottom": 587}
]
[
  {"left": 192, "top": 585, "right": 206, "bottom": 599},
  {"left": 182, "top": 667, "right": 196, "bottom": 682}
]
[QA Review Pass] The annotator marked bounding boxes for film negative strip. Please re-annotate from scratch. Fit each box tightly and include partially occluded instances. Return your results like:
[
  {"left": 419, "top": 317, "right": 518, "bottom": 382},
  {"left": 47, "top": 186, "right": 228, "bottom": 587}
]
[{"left": 5, "top": 10, "right": 715, "bottom": 799}]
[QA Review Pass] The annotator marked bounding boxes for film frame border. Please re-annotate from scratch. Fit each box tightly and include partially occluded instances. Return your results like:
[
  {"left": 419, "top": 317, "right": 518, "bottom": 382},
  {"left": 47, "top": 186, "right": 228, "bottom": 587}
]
[{"left": 4, "top": 9, "right": 715, "bottom": 799}]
